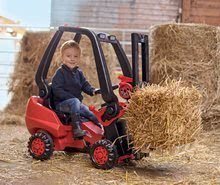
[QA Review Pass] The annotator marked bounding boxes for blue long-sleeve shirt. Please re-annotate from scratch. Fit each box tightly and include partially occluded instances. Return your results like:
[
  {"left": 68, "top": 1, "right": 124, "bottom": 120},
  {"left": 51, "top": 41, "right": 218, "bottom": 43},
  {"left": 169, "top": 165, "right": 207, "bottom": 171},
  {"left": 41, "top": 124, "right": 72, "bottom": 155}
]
[{"left": 51, "top": 64, "right": 94, "bottom": 106}]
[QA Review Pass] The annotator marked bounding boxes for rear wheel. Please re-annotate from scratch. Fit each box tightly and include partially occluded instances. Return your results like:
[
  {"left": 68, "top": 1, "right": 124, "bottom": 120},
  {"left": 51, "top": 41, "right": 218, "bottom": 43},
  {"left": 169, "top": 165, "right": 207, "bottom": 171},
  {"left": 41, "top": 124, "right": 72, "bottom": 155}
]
[
  {"left": 28, "top": 130, "right": 54, "bottom": 160},
  {"left": 90, "top": 139, "right": 118, "bottom": 170}
]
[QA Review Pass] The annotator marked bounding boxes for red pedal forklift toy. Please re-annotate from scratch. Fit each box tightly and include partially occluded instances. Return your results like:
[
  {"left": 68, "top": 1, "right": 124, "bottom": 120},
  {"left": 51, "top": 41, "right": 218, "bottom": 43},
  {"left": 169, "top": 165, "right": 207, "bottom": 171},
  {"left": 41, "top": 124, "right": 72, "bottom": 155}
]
[{"left": 25, "top": 26, "right": 149, "bottom": 169}]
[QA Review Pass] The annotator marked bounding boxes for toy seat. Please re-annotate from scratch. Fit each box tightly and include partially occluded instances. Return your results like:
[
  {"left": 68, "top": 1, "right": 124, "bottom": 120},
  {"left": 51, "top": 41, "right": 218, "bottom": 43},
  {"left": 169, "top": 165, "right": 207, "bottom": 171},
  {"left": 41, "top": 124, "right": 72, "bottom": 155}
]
[
  {"left": 41, "top": 82, "right": 71, "bottom": 124},
  {"left": 45, "top": 83, "right": 89, "bottom": 124}
]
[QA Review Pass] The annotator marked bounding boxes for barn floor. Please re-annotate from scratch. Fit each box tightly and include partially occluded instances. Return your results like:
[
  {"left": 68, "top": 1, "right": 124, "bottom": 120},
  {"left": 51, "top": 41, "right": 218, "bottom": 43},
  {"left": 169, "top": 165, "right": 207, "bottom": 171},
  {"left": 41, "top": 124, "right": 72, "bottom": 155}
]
[{"left": 0, "top": 124, "right": 219, "bottom": 185}]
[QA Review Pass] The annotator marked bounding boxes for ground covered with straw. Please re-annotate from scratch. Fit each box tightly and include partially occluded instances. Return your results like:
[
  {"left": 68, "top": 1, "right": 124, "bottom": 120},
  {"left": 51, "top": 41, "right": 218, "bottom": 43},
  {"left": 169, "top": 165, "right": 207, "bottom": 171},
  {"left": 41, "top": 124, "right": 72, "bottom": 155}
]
[{"left": 0, "top": 124, "right": 219, "bottom": 185}]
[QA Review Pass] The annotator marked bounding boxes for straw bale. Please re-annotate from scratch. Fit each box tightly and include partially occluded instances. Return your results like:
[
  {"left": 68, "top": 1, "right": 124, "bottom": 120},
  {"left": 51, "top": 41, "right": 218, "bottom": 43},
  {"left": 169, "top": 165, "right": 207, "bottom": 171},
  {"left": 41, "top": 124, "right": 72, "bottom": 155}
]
[
  {"left": 0, "top": 112, "right": 24, "bottom": 125},
  {"left": 3, "top": 31, "right": 117, "bottom": 119},
  {"left": 149, "top": 23, "right": 220, "bottom": 129},
  {"left": 125, "top": 81, "right": 202, "bottom": 151}
]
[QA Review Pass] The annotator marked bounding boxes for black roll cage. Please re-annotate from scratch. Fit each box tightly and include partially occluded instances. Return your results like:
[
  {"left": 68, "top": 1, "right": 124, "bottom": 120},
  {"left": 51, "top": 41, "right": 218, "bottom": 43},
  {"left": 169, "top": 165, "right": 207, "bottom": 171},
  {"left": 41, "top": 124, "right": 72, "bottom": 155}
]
[
  {"left": 35, "top": 26, "right": 149, "bottom": 110},
  {"left": 35, "top": 26, "right": 133, "bottom": 104},
  {"left": 131, "top": 33, "right": 149, "bottom": 87}
]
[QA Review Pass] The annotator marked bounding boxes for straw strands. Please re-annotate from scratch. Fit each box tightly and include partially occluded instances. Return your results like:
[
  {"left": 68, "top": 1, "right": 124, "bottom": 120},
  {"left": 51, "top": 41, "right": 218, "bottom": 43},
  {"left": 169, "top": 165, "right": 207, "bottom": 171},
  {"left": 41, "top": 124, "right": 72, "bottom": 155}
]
[
  {"left": 149, "top": 23, "right": 220, "bottom": 129},
  {"left": 125, "top": 81, "right": 202, "bottom": 151},
  {"left": 0, "top": 112, "right": 25, "bottom": 125}
]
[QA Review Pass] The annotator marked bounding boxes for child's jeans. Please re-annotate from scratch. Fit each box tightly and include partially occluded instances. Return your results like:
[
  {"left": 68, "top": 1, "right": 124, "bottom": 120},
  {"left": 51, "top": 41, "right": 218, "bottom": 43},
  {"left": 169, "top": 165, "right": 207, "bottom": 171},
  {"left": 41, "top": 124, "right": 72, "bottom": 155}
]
[{"left": 55, "top": 98, "right": 99, "bottom": 124}]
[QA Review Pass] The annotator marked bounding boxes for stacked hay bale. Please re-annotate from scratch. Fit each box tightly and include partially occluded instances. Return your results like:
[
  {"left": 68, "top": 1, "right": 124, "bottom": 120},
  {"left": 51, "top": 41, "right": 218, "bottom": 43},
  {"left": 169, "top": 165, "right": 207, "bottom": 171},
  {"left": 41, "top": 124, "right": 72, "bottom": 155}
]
[
  {"left": 125, "top": 81, "right": 202, "bottom": 151},
  {"left": 4, "top": 32, "right": 52, "bottom": 117},
  {"left": 149, "top": 23, "right": 220, "bottom": 129},
  {"left": 2, "top": 31, "right": 117, "bottom": 124}
]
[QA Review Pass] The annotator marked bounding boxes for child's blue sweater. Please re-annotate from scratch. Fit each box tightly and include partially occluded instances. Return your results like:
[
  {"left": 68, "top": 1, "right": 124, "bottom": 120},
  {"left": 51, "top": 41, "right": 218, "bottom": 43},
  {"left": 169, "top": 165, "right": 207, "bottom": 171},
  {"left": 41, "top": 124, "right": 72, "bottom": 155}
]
[{"left": 52, "top": 64, "right": 94, "bottom": 106}]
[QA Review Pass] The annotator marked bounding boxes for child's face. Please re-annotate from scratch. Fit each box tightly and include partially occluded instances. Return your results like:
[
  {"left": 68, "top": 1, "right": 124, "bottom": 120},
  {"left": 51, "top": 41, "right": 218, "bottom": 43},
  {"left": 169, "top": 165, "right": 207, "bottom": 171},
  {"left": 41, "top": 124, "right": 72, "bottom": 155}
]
[{"left": 61, "top": 47, "right": 80, "bottom": 69}]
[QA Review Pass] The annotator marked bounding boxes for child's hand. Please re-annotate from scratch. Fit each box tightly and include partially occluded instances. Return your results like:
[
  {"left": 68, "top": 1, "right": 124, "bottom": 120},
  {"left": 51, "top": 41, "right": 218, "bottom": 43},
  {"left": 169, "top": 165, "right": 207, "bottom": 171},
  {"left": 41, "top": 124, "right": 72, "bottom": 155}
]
[{"left": 93, "top": 88, "right": 101, "bottom": 95}]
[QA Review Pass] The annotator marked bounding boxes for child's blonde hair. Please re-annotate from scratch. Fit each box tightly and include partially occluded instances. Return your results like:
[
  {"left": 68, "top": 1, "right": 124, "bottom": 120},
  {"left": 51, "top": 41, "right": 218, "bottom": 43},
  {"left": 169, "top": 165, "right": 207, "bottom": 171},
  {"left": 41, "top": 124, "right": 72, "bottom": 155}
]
[{"left": 60, "top": 40, "right": 81, "bottom": 55}]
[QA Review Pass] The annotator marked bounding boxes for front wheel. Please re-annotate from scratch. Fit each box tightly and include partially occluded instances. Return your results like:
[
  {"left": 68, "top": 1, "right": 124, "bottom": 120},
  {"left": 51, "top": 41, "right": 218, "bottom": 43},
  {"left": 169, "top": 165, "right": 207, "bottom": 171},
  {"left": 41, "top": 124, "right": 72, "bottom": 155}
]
[
  {"left": 28, "top": 130, "right": 54, "bottom": 160},
  {"left": 90, "top": 139, "right": 118, "bottom": 170}
]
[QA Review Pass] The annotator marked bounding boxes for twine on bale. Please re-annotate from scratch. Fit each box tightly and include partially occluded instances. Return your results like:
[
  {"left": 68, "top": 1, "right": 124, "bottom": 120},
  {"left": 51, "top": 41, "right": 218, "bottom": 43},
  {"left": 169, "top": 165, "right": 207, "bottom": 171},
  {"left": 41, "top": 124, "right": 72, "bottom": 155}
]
[
  {"left": 3, "top": 31, "right": 117, "bottom": 122},
  {"left": 149, "top": 23, "right": 220, "bottom": 129},
  {"left": 125, "top": 80, "right": 202, "bottom": 151}
]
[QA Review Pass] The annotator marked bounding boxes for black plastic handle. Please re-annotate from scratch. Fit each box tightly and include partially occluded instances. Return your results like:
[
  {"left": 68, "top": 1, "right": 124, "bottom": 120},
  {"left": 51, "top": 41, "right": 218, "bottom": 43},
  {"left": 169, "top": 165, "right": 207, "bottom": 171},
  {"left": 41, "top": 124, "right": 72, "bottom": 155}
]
[{"left": 94, "top": 84, "right": 119, "bottom": 95}]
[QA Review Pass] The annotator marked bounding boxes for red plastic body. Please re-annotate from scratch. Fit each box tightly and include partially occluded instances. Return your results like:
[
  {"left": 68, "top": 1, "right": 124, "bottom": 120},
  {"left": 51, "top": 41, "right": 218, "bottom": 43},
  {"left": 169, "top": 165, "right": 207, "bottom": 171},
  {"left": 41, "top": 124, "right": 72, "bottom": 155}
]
[
  {"left": 25, "top": 75, "right": 136, "bottom": 163},
  {"left": 25, "top": 96, "right": 103, "bottom": 151}
]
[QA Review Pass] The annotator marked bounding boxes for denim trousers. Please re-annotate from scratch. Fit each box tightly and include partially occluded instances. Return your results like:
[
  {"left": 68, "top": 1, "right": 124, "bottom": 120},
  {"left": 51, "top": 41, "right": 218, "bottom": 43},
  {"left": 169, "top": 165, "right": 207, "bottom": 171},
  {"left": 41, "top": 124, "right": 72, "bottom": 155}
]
[{"left": 56, "top": 98, "right": 99, "bottom": 124}]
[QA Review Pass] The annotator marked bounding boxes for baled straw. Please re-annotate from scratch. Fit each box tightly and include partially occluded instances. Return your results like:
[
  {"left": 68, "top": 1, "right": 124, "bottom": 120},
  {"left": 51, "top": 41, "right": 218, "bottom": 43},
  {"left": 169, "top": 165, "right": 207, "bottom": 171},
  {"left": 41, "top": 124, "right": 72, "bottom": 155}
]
[
  {"left": 149, "top": 23, "right": 220, "bottom": 129},
  {"left": 3, "top": 31, "right": 117, "bottom": 120},
  {"left": 125, "top": 81, "right": 202, "bottom": 151},
  {"left": 0, "top": 112, "right": 25, "bottom": 125}
]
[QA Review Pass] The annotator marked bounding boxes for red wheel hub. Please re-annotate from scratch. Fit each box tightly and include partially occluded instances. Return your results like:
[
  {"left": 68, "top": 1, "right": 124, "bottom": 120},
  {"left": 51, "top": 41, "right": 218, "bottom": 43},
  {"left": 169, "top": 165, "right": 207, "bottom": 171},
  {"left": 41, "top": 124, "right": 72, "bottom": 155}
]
[
  {"left": 31, "top": 138, "right": 45, "bottom": 156},
  {"left": 93, "top": 146, "right": 108, "bottom": 165}
]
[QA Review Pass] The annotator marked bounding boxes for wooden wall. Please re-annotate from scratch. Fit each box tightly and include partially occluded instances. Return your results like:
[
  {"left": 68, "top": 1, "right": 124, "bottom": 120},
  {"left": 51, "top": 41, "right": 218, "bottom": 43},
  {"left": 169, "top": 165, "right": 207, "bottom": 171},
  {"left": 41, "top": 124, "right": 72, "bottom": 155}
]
[
  {"left": 78, "top": 0, "right": 181, "bottom": 29},
  {"left": 51, "top": 0, "right": 181, "bottom": 29},
  {"left": 182, "top": 0, "right": 220, "bottom": 25}
]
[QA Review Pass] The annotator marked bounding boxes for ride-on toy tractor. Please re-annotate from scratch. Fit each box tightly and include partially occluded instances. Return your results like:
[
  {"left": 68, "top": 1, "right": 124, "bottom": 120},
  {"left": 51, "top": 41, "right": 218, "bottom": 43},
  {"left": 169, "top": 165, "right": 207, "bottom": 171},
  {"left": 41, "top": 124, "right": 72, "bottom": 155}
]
[{"left": 25, "top": 26, "right": 149, "bottom": 169}]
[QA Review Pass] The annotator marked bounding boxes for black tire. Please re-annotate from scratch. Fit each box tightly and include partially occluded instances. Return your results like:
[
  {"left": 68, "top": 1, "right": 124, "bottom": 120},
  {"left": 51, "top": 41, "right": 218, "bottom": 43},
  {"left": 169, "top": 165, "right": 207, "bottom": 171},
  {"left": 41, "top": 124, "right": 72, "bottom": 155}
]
[
  {"left": 28, "top": 130, "right": 54, "bottom": 160},
  {"left": 90, "top": 139, "right": 118, "bottom": 170}
]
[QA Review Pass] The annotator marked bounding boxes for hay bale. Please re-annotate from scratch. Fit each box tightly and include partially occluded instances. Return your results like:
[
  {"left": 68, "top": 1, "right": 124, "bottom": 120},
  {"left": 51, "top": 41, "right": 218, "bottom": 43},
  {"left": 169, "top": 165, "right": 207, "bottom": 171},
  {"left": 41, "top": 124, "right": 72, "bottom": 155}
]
[
  {"left": 125, "top": 81, "right": 202, "bottom": 151},
  {"left": 149, "top": 23, "right": 220, "bottom": 129},
  {"left": 4, "top": 31, "right": 117, "bottom": 118},
  {"left": 4, "top": 32, "right": 53, "bottom": 116},
  {"left": 0, "top": 112, "right": 25, "bottom": 125}
]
